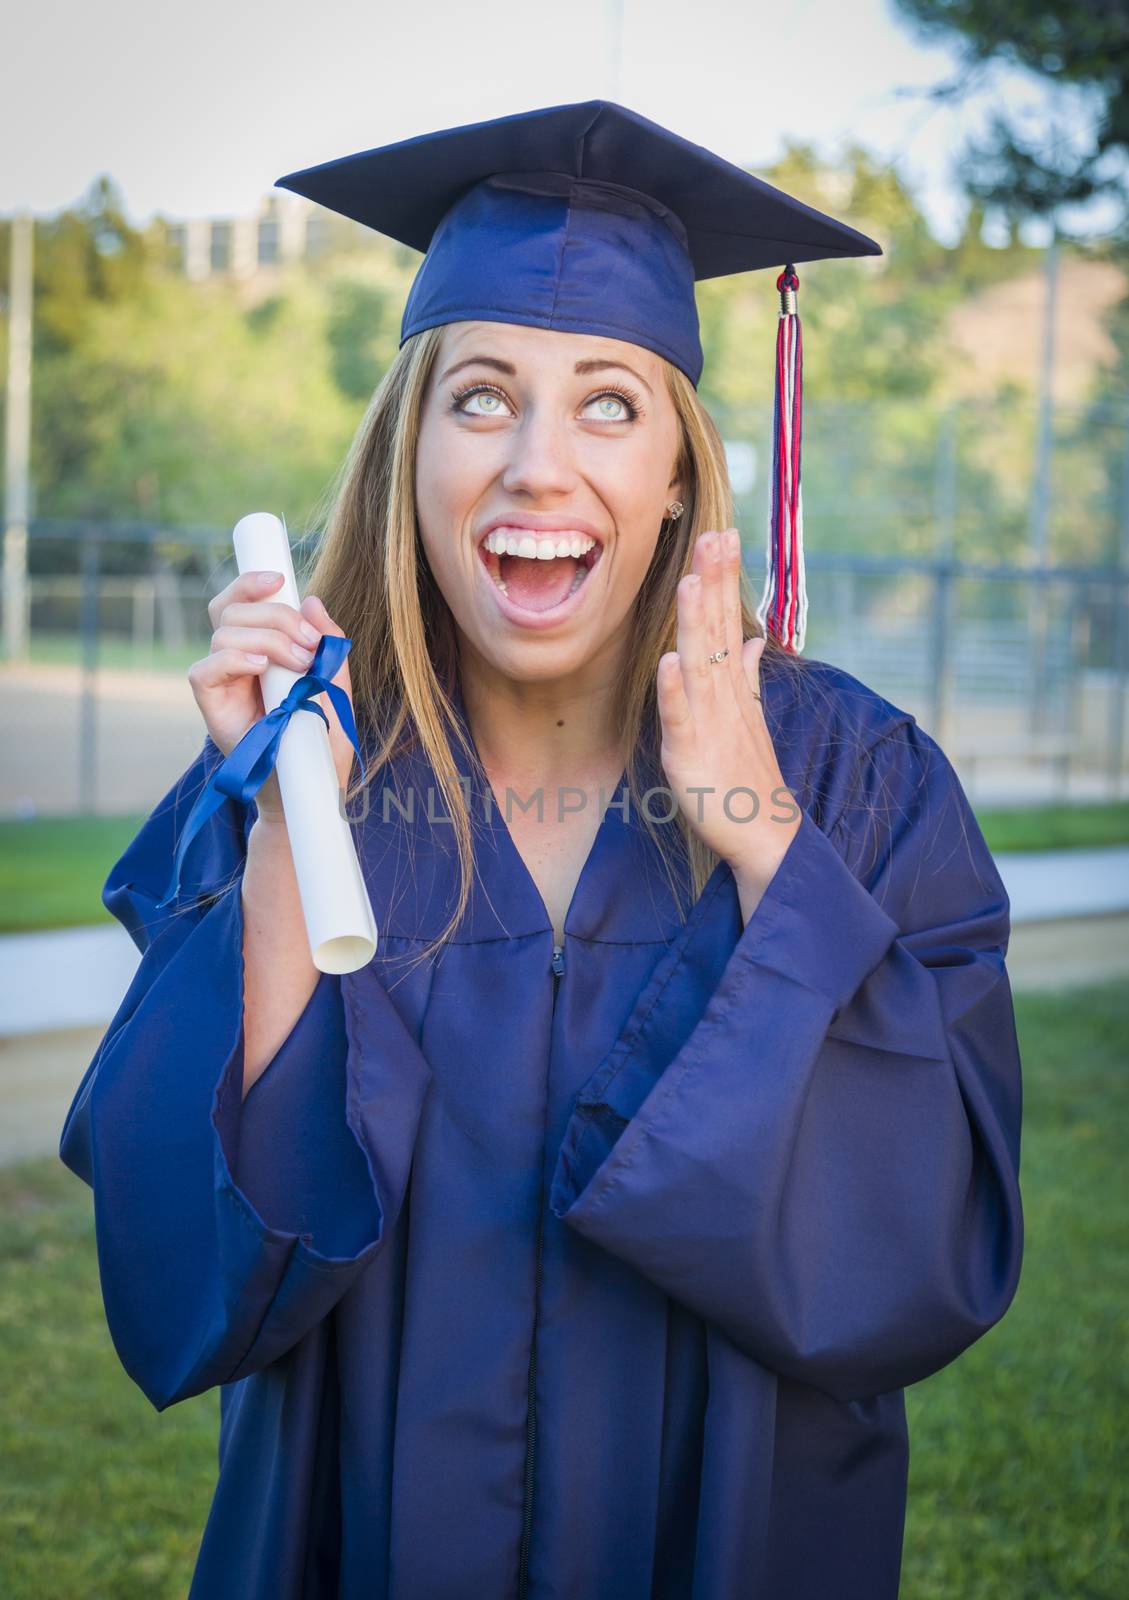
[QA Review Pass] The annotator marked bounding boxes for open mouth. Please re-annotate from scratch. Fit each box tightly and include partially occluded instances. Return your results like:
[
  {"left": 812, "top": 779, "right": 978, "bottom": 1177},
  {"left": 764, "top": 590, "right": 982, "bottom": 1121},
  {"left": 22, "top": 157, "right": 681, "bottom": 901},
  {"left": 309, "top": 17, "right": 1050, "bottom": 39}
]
[{"left": 478, "top": 528, "right": 603, "bottom": 614}]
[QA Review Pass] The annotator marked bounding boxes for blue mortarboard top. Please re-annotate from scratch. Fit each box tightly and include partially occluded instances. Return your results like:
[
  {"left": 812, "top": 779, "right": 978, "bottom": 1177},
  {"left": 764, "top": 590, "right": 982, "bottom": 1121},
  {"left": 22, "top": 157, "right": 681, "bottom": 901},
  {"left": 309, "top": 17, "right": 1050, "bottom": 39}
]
[{"left": 274, "top": 100, "right": 882, "bottom": 389}]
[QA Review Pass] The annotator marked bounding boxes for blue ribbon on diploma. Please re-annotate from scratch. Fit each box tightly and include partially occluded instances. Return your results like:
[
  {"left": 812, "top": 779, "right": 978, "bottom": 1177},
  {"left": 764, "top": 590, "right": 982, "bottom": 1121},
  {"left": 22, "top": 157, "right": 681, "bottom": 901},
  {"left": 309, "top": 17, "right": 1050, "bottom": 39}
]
[{"left": 156, "top": 633, "right": 368, "bottom": 909}]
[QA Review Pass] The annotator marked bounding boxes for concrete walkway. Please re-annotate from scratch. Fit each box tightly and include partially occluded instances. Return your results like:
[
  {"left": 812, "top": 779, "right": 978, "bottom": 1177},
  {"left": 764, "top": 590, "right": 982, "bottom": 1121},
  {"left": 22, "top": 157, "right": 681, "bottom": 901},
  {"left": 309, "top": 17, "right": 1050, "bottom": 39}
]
[
  {"left": 3, "top": 846, "right": 1127, "bottom": 1168},
  {"left": 0, "top": 924, "right": 142, "bottom": 1034},
  {"left": 0, "top": 661, "right": 202, "bottom": 817},
  {"left": 5, "top": 844, "right": 1126, "bottom": 1039},
  {"left": 992, "top": 846, "right": 1129, "bottom": 920}
]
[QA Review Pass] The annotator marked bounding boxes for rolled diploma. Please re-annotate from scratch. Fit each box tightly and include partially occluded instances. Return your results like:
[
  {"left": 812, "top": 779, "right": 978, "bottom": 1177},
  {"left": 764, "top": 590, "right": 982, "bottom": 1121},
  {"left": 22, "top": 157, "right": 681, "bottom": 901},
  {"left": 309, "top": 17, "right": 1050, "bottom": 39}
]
[{"left": 232, "top": 511, "right": 377, "bottom": 974}]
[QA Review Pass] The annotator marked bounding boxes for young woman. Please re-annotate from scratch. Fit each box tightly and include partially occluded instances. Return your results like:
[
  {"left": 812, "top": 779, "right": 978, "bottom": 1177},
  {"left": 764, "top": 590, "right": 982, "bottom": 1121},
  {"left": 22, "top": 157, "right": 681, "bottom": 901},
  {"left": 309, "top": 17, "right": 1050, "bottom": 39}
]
[{"left": 61, "top": 103, "right": 1024, "bottom": 1600}]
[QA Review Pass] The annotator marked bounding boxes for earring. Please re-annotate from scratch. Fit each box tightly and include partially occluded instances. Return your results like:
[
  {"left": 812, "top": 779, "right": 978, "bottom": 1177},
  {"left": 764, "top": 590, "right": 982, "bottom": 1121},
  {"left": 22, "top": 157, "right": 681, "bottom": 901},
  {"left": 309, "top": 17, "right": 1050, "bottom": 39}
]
[{"left": 666, "top": 501, "right": 684, "bottom": 520}]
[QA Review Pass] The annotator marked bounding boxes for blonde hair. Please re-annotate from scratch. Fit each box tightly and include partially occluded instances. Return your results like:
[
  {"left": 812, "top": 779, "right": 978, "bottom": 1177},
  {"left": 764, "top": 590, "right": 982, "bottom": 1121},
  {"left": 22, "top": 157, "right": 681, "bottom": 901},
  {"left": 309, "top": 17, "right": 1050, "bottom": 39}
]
[{"left": 299, "top": 325, "right": 812, "bottom": 975}]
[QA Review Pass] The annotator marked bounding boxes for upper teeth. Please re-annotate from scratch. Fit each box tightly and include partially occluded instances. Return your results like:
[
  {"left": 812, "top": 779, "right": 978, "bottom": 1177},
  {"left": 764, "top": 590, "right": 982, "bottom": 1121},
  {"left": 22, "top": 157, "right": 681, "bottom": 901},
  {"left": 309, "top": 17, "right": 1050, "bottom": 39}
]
[{"left": 483, "top": 529, "right": 597, "bottom": 560}]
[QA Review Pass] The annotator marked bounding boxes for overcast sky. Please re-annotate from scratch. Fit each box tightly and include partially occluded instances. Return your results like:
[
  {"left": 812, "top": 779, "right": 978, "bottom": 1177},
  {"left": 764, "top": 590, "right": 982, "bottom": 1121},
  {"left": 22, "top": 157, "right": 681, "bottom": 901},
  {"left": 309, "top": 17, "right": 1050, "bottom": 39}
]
[{"left": 5, "top": 0, "right": 1113, "bottom": 245}]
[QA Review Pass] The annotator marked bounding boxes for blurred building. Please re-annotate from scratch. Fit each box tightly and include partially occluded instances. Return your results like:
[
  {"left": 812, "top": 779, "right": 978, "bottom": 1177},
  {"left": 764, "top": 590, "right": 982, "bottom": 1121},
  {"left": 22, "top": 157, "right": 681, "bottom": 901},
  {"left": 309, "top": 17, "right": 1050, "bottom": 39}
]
[{"left": 162, "top": 192, "right": 375, "bottom": 279}]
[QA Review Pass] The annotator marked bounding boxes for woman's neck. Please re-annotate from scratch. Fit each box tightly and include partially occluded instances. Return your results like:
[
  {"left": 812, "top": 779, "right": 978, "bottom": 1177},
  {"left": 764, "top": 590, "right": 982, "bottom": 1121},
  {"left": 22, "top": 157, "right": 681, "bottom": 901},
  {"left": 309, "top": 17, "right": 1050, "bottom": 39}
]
[{"left": 457, "top": 658, "right": 627, "bottom": 792}]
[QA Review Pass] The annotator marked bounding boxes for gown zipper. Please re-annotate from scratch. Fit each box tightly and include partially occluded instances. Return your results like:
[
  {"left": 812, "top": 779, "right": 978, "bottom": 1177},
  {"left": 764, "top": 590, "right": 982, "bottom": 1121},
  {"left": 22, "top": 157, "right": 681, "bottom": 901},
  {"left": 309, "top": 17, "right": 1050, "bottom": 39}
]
[{"left": 517, "top": 941, "right": 564, "bottom": 1598}]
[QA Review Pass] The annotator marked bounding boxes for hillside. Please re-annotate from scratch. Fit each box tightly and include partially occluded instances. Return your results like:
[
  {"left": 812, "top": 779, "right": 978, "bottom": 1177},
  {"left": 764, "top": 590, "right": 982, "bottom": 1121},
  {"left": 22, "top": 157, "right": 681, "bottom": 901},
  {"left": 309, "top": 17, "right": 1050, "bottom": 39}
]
[{"left": 940, "top": 255, "right": 1126, "bottom": 406}]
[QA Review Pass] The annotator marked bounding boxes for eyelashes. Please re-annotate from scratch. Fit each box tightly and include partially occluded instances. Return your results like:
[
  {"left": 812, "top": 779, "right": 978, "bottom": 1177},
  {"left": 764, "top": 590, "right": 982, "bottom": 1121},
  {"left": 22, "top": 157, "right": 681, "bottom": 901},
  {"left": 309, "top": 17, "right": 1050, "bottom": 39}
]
[{"left": 449, "top": 380, "right": 644, "bottom": 422}]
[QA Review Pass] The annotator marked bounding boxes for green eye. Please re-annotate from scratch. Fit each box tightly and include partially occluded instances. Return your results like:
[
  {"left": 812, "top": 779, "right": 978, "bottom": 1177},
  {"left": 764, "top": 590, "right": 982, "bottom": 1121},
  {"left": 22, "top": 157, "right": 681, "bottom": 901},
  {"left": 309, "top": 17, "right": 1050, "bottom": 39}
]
[
  {"left": 583, "top": 386, "right": 642, "bottom": 421},
  {"left": 451, "top": 384, "right": 509, "bottom": 415},
  {"left": 449, "top": 382, "right": 642, "bottom": 422}
]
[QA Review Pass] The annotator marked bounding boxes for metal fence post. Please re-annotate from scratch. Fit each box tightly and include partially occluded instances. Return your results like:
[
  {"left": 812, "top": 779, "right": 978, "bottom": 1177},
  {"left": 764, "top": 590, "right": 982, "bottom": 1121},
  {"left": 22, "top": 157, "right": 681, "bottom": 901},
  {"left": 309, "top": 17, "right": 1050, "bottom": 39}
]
[
  {"left": 3, "top": 211, "right": 33, "bottom": 665},
  {"left": 78, "top": 527, "right": 99, "bottom": 813},
  {"left": 1110, "top": 412, "right": 1129, "bottom": 798},
  {"left": 1028, "top": 235, "right": 1059, "bottom": 743},
  {"left": 930, "top": 406, "right": 958, "bottom": 745}
]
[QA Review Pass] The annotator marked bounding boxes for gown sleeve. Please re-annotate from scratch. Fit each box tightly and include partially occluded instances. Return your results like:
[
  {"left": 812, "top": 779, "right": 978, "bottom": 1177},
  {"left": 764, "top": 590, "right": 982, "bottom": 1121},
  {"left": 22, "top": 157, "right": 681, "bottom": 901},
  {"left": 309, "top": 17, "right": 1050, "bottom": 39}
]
[
  {"left": 59, "top": 736, "right": 431, "bottom": 1413},
  {"left": 549, "top": 717, "right": 1024, "bottom": 1404}
]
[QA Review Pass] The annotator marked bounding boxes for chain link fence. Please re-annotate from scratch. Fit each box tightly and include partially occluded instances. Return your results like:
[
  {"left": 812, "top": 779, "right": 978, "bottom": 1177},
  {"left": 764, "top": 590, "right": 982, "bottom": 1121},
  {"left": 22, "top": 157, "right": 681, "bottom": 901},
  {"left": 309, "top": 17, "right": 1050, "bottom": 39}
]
[{"left": 2, "top": 395, "right": 1128, "bottom": 813}]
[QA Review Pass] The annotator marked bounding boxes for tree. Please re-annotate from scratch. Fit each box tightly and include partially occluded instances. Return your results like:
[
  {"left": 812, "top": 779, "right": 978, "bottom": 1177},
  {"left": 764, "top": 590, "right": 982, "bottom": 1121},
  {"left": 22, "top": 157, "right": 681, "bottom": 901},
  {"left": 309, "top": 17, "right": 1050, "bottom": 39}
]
[
  {"left": 32, "top": 271, "right": 361, "bottom": 532},
  {"left": 26, "top": 177, "right": 151, "bottom": 355},
  {"left": 892, "top": 1, "right": 1129, "bottom": 229}
]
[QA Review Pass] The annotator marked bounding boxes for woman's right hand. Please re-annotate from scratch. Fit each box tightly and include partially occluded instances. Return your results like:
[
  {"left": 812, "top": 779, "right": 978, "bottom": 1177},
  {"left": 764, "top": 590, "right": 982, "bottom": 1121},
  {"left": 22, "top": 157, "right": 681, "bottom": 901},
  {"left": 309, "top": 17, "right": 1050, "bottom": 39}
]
[{"left": 189, "top": 572, "right": 359, "bottom": 823}]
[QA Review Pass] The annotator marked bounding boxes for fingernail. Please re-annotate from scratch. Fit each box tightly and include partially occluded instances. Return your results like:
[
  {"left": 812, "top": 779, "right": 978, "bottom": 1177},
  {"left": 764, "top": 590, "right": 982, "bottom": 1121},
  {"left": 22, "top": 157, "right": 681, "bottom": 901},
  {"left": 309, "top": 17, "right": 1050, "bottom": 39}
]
[
  {"left": 726, "top": 528, "right": 740, "bottom": 555},
  {"left": 245, "top": 652, "right": 268, "bottom": 665},
  {"left": 292, "top": 645, "right": 315, "bottom": 666},
  {"left": 256, "top": 570, "right": 282, "bottom": 583},
  {"left": 299, "top": 621, "right": 320, "bottom": 645}
]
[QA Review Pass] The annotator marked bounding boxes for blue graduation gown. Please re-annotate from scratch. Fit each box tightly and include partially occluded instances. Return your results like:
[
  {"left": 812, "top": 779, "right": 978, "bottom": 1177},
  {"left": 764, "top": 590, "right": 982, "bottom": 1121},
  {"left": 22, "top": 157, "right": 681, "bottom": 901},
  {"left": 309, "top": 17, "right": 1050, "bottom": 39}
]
[{"left": 59, "top": 658, "right": 1024, "bottom": 1599}]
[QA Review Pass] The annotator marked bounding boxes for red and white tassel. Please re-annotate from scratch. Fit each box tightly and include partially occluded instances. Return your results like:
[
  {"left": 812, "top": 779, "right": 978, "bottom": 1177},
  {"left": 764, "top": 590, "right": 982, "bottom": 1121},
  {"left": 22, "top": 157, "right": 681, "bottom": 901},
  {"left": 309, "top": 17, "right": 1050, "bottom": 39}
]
[{"left": 755, "top": 263, "right": 807, "bottom": 655}]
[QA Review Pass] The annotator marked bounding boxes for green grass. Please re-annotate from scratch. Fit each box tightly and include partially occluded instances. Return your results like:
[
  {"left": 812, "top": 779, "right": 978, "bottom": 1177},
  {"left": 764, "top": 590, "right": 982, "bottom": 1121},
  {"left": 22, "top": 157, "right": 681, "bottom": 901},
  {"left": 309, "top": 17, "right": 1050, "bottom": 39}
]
[
  {"left": 0, "top": 984, "right": 1125, "bottom": 1597},
  {"left": 2, "top": 801, "right": 1128, "bottom": 935},
  {"left": 27, "top": 632, "right": 204, "bottom": 676},
  {"left": 902, "top": 979, "right": 1129, "bottom": 1597},
  {"left": 0, "top": 816, "right": 146, "bottom": 932},
  {"left": 0, "top": 1160, "right": 219, "bottom": 1598},
  {"left": 976, "top": 801, "right": 1129, "bottom": 853}
]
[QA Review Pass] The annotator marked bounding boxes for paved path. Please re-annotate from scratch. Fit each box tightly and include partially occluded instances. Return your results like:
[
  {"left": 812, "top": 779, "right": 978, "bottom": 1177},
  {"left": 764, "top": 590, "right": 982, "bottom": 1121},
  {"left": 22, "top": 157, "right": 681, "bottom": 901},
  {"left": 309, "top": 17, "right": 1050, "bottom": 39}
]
[
  {"left": 994, "top": 846, "right": 1129, "bottom": 920},
  {"left": 0, "top": 925, "right": 142, "bottom": 1034},
  {"left": 0, "top": 1024, "right": 106, "bottom": 1167},
  {"left": 4, "top": 845, "right": 1126, "bottom": 1040},
  {"left": 3, "top": 660, "right": 1126, "bottom": 818},
  {"left": 0, "top": 662, "right": 201, "bottom": 816}
]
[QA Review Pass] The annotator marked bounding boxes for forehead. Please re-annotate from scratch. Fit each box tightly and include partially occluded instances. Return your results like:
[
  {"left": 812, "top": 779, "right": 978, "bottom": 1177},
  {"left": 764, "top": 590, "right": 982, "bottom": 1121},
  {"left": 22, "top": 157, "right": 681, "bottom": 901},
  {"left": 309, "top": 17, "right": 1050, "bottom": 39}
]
[{"left": 435, "top": 320, "right": 663, "bottom": 384}]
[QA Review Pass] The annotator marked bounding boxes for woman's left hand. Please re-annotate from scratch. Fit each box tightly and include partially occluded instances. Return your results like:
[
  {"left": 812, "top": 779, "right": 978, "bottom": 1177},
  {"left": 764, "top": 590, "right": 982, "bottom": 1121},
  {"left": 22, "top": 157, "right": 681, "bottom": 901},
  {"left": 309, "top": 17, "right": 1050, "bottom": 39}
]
[{"left": 656, "top": 527, "right": 802, "bottom": 895}]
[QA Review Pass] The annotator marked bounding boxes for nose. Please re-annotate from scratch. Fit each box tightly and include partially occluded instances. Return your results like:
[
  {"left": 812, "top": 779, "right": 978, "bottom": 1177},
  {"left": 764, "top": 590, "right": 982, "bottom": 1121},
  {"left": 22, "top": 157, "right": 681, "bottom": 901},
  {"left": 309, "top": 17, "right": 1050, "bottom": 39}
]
[{"left": 499, "top": 407, "right": 579, "bottom": 500}]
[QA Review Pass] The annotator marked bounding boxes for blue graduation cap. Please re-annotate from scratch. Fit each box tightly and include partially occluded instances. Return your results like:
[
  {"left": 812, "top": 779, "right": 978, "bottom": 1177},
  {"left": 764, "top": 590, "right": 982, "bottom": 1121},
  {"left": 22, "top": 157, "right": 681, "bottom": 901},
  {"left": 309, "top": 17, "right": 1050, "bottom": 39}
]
[{"left": 276, "top": 101, "right": 882, "bottom": 654}]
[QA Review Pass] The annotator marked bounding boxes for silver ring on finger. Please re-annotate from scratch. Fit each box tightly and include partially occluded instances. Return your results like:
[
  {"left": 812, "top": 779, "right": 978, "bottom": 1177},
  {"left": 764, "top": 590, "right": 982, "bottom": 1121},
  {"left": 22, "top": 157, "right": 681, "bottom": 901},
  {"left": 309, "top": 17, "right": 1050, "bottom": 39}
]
[{"left": 707, "top": 649, "right": 730, "bottom": 665}]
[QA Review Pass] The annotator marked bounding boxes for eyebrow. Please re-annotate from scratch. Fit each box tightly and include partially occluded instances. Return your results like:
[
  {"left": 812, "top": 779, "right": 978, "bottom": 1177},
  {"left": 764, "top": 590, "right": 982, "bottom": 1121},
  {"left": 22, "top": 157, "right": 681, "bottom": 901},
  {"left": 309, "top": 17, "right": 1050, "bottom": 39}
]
[{"left": 438, "top": 354, "right": 654, "bottom": 398}]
